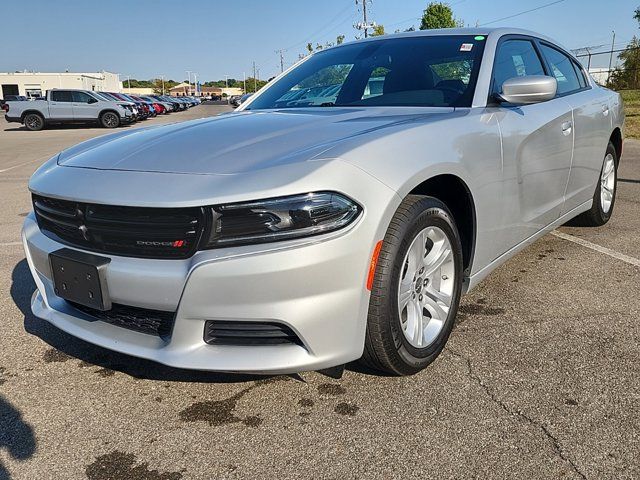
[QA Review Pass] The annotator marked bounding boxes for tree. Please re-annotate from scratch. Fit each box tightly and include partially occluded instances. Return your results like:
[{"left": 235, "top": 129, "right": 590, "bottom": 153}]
[
  {"left": 420, "top": 2, "right": 463, "bottom": 30},
  {"left": 608, "top": 7, "right": 640, "bottom": 89},
  {"left": 609, "top": 36, "right": 640, "bottom": 89},
  {"left": 371, "top": 24, "right": 385, "bottom": 36}
]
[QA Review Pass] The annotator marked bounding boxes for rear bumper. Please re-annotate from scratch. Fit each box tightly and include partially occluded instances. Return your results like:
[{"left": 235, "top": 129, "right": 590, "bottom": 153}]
[{"left": 4, "top": 115, "right": 20, "bottom": 123}]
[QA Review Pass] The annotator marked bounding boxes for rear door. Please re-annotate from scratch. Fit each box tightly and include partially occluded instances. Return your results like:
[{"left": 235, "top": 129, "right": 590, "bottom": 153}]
[
  {"left": 72, "top": 91, "right": 98, "bottom": 120},
  {"left": 490, "top": 37, "right": 574, "bottom": 248},
  {"left": 49, "top": 90, "right": 74, "bottom": 119},
  {"left": 538, "top": 43, "right": 613, "bottom": 214}
]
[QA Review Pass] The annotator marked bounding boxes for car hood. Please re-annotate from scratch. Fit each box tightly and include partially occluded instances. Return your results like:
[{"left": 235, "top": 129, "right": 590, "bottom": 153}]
[{"left": 57, "top": 107, "right": 455, "bottom": 175}]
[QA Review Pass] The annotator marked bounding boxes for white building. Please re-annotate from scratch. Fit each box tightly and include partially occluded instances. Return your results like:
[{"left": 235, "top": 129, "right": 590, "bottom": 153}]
[{"left": 0, "top": 71, "right": 122, "bottom": 99}]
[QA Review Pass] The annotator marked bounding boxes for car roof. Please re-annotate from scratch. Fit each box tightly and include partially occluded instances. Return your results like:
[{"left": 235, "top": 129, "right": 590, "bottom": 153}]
[{"left": 325, "top": 27, "right": 569, "bottom": 56}]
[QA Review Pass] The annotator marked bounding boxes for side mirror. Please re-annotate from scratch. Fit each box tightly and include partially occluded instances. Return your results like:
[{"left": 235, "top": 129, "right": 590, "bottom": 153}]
[
  {"left": 496, "top": 75, "right": 557, "bottom": 105},
  {"left": 88, "top": 97, "right": 98, "bottom": 104}
]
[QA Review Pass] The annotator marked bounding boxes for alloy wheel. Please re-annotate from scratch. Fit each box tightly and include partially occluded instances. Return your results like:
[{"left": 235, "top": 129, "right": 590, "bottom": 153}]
[
  {"left": 397, "top": 226, "right": 455, "bottom": 348},
  {"left": 600, "top": 153, "right": 615, "bottom": 214}
]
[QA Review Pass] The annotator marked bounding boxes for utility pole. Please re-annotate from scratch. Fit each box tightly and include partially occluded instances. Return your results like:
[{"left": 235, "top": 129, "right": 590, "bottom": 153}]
[
  {"left": 253, "top": 61, "right": 257, "bottom": 92},
  {"left": 608, "top": 30, "right": 616, "bottom": 84},
  {"left": 355, "top": 0, "right": 376, "bottom": 39},
  {"left": 275, "top": 50, "right": 285, "bottom": 73}
]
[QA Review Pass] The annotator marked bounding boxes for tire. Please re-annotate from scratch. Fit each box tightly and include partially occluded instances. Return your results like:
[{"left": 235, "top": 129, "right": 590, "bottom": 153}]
[
  {"left": 566, "top": 141, "right": 618, "bottom": 227},
  {"left": 100, "top": 111, "right": 120, "bottom": 129},
  {"left": 23, "top": 113, "right": 44, "bottom": 131},
  {"left": 362, "top": 195, "right": 464, "bottom": 375}
]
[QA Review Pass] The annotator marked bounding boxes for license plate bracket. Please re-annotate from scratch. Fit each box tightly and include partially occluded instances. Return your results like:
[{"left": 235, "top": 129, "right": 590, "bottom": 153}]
[{"left": 49, "top": 248, "right": 111, "bottom": 311}]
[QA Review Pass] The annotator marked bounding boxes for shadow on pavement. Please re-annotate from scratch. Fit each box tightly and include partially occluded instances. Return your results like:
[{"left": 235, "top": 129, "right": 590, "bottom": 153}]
[
  {"left": 11, "top": 259, "right": 263, "bottom": 384},
  {"left": 0, "top": 396, "right": 36, "bottom": 480}
]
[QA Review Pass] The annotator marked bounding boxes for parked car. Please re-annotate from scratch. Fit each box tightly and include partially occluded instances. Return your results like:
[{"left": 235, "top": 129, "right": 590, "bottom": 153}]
[
  {"left": 229, "top": 95, "right": 242, "bottom": 107},
  {"left": 22, "top": 28, "right": 623, "bottom": 375},
  {"left": 5, "top": 89, "right": 136, "bottom": 130}
]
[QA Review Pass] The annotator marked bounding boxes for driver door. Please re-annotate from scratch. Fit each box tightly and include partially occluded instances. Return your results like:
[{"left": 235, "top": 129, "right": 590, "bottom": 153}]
[{"left": 491, "top": 37, "right": 574, "bottom": 249}]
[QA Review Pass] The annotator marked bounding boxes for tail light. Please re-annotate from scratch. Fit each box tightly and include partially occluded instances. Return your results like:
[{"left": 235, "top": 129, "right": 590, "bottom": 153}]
[{"left": 2, "top": 104, "right": 8, "bottom": 112}]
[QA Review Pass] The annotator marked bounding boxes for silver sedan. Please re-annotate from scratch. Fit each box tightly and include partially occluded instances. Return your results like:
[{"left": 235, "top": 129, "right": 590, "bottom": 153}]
[{"left": 23, "top": 28, "right": 624, "bottom": 375}]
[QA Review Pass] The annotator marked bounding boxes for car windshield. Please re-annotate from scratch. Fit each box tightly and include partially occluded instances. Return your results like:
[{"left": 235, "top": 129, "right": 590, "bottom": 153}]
[{"left": 246, "top": 35, "right": 486, "bottom": 110}]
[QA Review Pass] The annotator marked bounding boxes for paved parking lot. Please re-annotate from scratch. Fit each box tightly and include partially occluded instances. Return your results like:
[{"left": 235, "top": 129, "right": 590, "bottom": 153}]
[{"left": 1, "top": 105, "right": 639, "bottom": 479}]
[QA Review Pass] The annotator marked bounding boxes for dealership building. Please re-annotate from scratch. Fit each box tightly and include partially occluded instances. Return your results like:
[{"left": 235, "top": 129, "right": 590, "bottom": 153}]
[{"left": 0, "top": 71, "right": 122, "bottom": 99}]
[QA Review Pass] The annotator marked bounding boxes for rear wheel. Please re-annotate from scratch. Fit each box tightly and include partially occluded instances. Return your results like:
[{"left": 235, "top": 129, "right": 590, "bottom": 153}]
[
  {"left": 567, "top": 141, "right": 618, "bottom": 227},
  {"left": 100, "top": 111, "right": 120, "bottom": 129},
  {"left": 362, "top": 195, "right": 464, "bottom": 375},
  {"left": 24, "top": 113, "right": 44, "bottom": 131}
]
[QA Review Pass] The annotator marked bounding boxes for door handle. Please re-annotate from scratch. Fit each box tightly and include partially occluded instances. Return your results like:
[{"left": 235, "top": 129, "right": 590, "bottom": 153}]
[
  {"left": 561, "top": 121, "right": 572, "bottom": 136},
  {"left": 602, "top": 105, "right": 610, "bottom": 116}
]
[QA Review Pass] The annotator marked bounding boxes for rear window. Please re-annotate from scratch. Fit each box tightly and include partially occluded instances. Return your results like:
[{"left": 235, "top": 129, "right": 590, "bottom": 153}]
[{"left": 51, "top": 91, "right": 73, "bottom": 102}]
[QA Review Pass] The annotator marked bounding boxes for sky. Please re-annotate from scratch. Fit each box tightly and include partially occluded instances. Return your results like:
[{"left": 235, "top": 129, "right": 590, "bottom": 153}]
[{"left": 1, "top": 0, "right": 639, "bottom": 82}]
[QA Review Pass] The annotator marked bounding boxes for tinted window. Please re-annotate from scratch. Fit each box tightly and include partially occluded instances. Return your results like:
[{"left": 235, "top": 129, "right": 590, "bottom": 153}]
[
  {"left": 492, "top": 39, "right": 545, "bottom": 94},
  {"left": 72, "top": 91, "right": 93, "bottom": 103},
  {"left": 540, "top": 44, "right": 582, "bottom": 95},
  {"left": 572, "top": 60, "right": 587, "bottom": 88},
  {"left": 247, "top": 36, "right": 486, "bottom": 109},
  {"left": 51, "top": 90, "right": 73, "bottom": 102}
]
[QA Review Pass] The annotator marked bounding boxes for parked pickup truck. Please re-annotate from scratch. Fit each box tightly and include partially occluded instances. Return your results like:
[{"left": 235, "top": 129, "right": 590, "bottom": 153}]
[{"left": 3, "top": 89, "right": 136, "bottom": 131}]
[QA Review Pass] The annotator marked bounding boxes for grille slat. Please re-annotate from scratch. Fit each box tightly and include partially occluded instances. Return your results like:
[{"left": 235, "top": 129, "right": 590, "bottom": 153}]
[
  {"left": 69, "top": 302, "right": 176, "bottom": 337},
  {"left": 33, "top": 195, "right": 205, "bottom": 259}
]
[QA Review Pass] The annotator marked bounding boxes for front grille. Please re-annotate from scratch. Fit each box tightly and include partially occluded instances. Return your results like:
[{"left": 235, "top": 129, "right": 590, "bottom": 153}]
[
  {"left": 33, "top": 194, "right": 205, "bottom": 259},
  {"left": 203, "top": 320, "right": 303, "bottom": 346},
  {"left": 69, "top": 301, "right": 176, "bottom": 337}
]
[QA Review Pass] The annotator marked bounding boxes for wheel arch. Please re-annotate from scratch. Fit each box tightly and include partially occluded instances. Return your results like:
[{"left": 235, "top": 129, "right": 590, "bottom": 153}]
[
  {"left": 99, "top": 109, "right": 120, "bottom": 119},
  {"left": 610, "top": 127, "right": 623, "bottom": 164},
  {"left": 407, "top": 174, "right": 477, "bottom": 276},
  {"left": 20, "top": 110, "right": 45, "bottom": 122}
]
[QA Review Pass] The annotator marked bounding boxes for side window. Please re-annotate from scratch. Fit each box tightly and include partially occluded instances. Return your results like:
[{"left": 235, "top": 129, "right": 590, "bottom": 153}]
[
  {"left": 492, "top": 39, "right": 545, "bottom": 94},
  {"left": 572, "top": 60, "right": 587, "bottom": 89},
  {"left": 362, "top": 67, "right": 390, "bottom": 99},
  {"left": 51, "top": 90, "right": 73, "bottom": 102},
  {"left": 72, "top": 91, "right": 93, "bottom": 103},
  {"left": 540, "top": 44, "right": 582, "bottom": 95}
]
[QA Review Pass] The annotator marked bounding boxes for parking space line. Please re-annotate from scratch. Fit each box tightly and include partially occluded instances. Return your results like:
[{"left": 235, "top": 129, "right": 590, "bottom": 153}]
[
  {"left": 0, "top": 158, "right": 42, "bottom": 173},
  {"left": 552, "top": 231, "right": 640, "bottom": 268},
  {"left": 0, "top": 241, "right": 22, "bottom": 247}
]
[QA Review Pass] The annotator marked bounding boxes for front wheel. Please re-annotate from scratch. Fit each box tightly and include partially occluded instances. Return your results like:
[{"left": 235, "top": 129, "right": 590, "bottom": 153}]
[
  {"left": 567, "top": 141, "right": 618, "bottom": 227},
  {"left": 100, "top": 111, "right": 120, "bottom": 129},
  {"left": 361, "top": 195, "right": 464, "bottom": 375}
]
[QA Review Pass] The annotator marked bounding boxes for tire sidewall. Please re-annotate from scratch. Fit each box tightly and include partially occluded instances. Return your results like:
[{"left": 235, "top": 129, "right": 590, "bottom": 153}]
[
  {"left": 101, "top": 112, "right": 120, "bottom": 128},
  {"left": 24, "top": 113, "right": 44, "bottom": 131},
  {"left": 375, "top": 198, "right": 464, "bottom": 371},
  {"left": 594, "top": 142, "right": 618, "bottom": 224}
]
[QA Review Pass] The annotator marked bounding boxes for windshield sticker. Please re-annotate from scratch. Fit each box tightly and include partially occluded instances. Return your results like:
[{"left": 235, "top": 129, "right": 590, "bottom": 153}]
[{"left": 460, "top": 43, "right": 474, "bottom": 52}]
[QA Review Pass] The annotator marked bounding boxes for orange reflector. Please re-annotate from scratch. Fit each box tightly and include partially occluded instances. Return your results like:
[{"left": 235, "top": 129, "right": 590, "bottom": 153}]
[{"left": 366, "top": 240, "right": 383, "bottom": 291}]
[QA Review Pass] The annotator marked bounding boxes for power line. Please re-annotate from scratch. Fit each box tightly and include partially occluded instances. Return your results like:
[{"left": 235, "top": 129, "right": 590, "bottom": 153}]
[{"left": 479, "top": 0, "right": 566, "bottom": 26}]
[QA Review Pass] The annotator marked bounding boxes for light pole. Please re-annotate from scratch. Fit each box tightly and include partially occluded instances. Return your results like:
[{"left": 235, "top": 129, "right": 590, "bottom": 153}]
[
  {"left": 160, "top": 75, "right": 165, "bottom": 95},
  {"left": 225, "top": 74, "right": 229, "bottom": 103},
  {"left": 186, "top": 70, "right": 192, "bottom": 96},
  {"left": 243, "top": 72, "right": 246, "bottom": 93},
  {"left": 126, "top": 74, "right": 131, "bottom": 92},
  {"left": 193, "top": 73, "right": 198, "bottom": 96}
]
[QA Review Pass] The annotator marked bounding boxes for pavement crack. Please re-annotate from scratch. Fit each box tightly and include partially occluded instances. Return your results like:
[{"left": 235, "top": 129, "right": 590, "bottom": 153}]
[{"left": 446, "top": 348, "right": 587, "bottom": 480}]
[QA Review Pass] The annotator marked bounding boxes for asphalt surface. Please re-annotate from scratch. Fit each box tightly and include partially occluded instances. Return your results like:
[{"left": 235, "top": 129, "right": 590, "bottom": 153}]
[{"left": 0, "top": 105, "right": 638, "bottom": 480}]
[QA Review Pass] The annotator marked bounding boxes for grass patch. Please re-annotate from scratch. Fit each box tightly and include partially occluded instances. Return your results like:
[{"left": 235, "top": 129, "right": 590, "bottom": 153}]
[{"left": 620, "top": 90, "right": 640, "bottom": 138}]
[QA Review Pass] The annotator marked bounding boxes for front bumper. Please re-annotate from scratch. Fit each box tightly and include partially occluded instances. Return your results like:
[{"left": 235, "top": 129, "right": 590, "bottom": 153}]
[{"left": 22, "top": 177, "right": 397, "bottom": 373}]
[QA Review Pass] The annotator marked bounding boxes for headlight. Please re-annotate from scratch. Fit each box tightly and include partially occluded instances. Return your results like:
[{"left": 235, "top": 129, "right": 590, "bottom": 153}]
[
  {"left": 118, "top": 103, "right": 131, "bottom": 110},
  {"left": 202, "top": 192, "right": 361, "bottom": 248}
]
